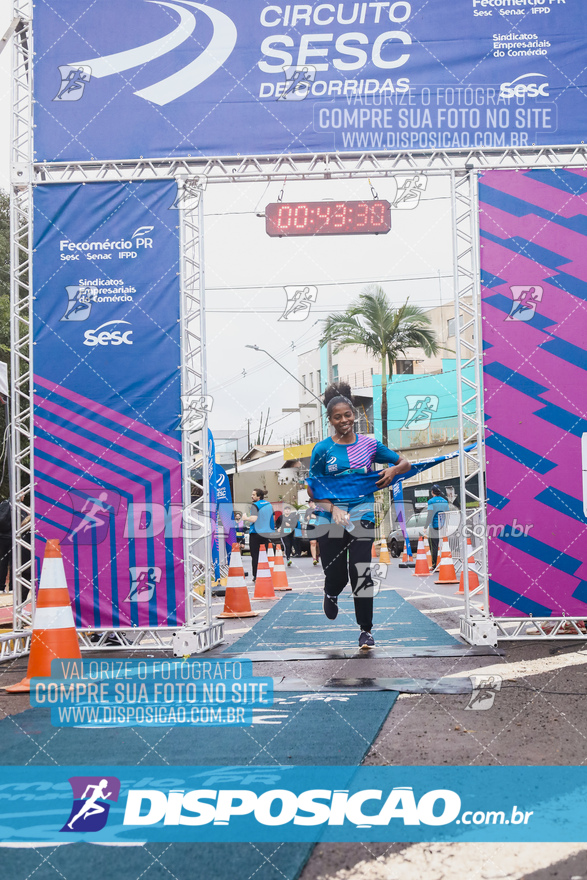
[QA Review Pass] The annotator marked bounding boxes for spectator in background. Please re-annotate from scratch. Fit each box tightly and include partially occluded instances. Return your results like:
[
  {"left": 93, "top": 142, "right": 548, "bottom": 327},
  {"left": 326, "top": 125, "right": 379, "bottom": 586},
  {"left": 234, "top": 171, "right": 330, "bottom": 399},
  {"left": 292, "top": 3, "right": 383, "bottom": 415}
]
[
  {"left": 242, "top": 488, "right": 275, "bottom": 581},
  {"left": 303, "top": 501, "right": 321, "bottom": 566},
  {"left": 277, "top": 505, "right": 298, "bottom": 567},
  {"left": 425, "top": 484, "right": 450, "bottom": 569},
  {"left": 293, "top": 512, "right": 305, "bottom": 558},
  {"left": 234, "top": 511, "right": 246, "bottom": 547}
]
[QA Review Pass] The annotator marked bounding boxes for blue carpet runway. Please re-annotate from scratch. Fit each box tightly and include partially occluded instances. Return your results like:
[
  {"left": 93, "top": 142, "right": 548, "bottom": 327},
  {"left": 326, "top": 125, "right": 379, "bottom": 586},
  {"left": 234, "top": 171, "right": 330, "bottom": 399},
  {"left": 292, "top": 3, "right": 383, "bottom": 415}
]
[{"left": 226, "top": 588, "right": 460, "bottom": 653}]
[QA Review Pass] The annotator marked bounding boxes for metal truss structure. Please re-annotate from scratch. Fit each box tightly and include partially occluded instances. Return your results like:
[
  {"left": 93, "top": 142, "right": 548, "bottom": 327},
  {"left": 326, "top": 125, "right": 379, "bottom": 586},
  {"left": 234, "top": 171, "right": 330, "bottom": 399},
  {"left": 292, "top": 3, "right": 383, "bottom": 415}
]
[
  {"left": 31, "top": 144, "right": 587, "bottom": 186},
  {"left": 9, "top": 2, "right": 34, "bottom": 641},
  {"left": 8, "top": 1, "right": 587, "bottom": 651},
  {"left": 451, "top": 171, "right": 494, "bottom": 647}
]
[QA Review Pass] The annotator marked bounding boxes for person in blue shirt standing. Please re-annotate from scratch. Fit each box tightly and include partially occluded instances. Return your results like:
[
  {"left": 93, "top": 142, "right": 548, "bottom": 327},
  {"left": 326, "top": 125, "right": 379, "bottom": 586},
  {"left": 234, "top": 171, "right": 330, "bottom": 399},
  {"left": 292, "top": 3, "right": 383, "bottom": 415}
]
[
  {"left": 276, "top": 505, "right": 298, "bottom": 566},
  {"left": 425, "top": 484, "right": 450, "bottom": 568},
  {"left": 308, "top": 384, "right": 410, "bottom": 649},
  {"left": 243, "top": 488, "right": 275, "bottom": 581}
]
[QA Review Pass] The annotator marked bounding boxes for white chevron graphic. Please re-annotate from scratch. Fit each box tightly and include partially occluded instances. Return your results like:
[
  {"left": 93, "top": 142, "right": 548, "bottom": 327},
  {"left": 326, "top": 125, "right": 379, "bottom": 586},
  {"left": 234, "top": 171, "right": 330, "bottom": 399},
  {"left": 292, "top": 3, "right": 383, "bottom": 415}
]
[{"left": 69, "top": 0, "right": 237, "bottom": 106}]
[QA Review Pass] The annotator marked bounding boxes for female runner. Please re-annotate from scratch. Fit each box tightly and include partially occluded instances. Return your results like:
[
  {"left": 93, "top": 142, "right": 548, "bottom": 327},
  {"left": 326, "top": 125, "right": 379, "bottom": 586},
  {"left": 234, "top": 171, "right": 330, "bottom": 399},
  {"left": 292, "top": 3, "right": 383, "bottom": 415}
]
[{"left": 308, "top": 383, "right": 410, "bottom": 649}]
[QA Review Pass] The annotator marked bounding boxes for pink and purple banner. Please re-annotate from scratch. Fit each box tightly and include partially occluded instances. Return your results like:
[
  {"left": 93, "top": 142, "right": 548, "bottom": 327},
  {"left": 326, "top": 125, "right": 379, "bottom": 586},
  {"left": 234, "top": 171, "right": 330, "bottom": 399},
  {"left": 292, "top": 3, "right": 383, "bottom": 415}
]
[{"left": 480, "top": 169, "right": 587, "bottom": 618}]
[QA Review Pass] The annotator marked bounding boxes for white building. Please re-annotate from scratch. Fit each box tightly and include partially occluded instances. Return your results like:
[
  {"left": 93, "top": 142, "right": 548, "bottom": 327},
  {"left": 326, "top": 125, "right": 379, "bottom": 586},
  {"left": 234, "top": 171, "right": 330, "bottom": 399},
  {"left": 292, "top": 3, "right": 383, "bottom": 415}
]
[{"left": 297, "top": 302, "right": 474, "bottom": 443}]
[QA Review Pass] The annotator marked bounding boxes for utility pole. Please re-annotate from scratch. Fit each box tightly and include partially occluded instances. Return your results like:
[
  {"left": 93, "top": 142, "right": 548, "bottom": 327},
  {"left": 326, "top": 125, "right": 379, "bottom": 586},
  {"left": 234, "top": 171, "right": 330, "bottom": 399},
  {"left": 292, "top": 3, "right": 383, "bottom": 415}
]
[{"left": 327, "top": 340, "right": 333, "bottom": 385}]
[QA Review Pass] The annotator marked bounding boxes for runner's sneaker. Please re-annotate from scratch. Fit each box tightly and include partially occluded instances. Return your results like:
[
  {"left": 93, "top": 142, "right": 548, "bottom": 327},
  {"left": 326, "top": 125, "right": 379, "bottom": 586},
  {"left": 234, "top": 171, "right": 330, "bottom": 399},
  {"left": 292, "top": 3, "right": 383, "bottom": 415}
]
[
  {"left": 359, "top": 631, "right": 375, "bottom": 650},
  {"left": 287, "top": 560, "right": 292, "bottom": 567},
  {"left": 313, "top": 559, "right": 319, "bottom": 566},
  {"left": 323, "top": 594, "right": 338, "bottom": 620}
]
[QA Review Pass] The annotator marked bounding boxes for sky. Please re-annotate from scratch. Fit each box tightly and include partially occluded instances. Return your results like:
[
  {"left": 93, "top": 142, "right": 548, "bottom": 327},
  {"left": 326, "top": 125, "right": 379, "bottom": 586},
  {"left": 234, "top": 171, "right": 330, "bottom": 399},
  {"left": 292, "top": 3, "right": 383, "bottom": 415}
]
[
  {"left": 0, "top": 7, "right": 12, "bottom": 194},
  {"left": 203, "top": 175, "right": 454, "bottom": 444},
  {"left": 0, "top": 7, "right": 455, "bottom": 447}
]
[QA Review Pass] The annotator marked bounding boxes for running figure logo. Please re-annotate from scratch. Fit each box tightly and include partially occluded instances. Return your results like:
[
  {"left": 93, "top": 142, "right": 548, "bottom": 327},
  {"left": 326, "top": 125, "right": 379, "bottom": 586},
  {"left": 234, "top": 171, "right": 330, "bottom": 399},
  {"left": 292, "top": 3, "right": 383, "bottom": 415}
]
[
  {"left": 61, "top": 776, "right": 120, "bottom": 832},
  {"left": 505, "top": 285, "right": 543, "bottom": 322},
  {"left": 53, "top": 65, "right": 92, "bottom": 101},
  {"left": 280, "top": 286, "right": 318, "bottom": 322},
  {"left": 279, "top": 65, "right": 316, "bottom": 101},
  {"left": 61, "top": 285, "right": 94, "bottom": 322},
  {"left": 391, "top": 174, "right": 428, "bottom": 210},
  {"left": 67, "top": 491, "right": 117, "bottom": 545},
  {"left": 126, "top": 566, "right": 162, "bottom": 602},
  {"left": 402, "top": 395, "right": 439, "bottom": 431},
  {"left": 466, "top": 675, "right": 502, "bottom": 710}
]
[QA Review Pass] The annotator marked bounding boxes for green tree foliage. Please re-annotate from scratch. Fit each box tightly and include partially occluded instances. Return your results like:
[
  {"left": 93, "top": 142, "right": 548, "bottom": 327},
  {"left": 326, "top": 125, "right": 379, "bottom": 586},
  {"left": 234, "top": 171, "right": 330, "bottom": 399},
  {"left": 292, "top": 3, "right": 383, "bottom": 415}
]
[{"left": 320, "top": 285, "right": 439, "bottom": 447}]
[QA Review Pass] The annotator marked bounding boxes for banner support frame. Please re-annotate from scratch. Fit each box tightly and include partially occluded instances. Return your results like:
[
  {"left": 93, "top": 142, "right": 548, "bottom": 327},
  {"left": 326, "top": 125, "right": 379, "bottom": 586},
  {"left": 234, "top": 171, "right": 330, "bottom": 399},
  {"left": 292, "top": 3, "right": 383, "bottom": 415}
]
[
  {"left": 9, "top": 0, "right": 34, "bottom": 646},
  {"left": 8, "top": 142, "right": 587, "bottom": 653}
]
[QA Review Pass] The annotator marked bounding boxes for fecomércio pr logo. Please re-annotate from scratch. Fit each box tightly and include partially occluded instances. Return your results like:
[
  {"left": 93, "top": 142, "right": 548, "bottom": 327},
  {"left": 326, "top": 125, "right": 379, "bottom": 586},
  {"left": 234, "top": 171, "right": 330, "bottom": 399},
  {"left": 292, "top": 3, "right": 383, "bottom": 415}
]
[{"left": 61, "top": 776, "right": 121, "bottom": 833}]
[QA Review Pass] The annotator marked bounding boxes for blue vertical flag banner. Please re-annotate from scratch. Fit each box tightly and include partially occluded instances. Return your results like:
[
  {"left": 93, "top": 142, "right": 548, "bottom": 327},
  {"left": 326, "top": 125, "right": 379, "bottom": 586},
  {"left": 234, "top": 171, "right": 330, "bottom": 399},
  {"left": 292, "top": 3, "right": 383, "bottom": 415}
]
[
  {"left": 216, "top": 464, "right": 237, "bottom": 554},
  {"left": 208, "top": 429, "right": 221, "bottom": 580},
  {"left": 32, "top": 180, "right": 185, "bottom": 628},
  {"left": 33, "top": 0, "right": 587, "bottom": 162},
  {"left": 392, "top": 480, "right": 413, "bottom": 561}
]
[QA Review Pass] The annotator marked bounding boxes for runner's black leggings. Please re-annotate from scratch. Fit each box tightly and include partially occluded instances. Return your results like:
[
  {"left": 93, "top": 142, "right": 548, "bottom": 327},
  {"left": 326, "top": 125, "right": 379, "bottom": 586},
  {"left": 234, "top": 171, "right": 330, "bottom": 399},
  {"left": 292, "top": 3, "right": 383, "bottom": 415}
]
[{"left": 317, "top": 519, "right": 375, "bottom": 632}]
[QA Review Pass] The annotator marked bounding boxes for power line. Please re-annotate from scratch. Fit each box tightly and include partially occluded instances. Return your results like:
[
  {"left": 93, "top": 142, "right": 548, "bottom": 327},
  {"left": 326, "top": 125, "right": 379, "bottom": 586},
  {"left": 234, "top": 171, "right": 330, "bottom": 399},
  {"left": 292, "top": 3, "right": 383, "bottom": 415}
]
[
  {"left": 206, "top": 271, "right": 452, "bottom": 292},
  {"left": 203, "top": 197, "right": 451, "bottom": 218}
]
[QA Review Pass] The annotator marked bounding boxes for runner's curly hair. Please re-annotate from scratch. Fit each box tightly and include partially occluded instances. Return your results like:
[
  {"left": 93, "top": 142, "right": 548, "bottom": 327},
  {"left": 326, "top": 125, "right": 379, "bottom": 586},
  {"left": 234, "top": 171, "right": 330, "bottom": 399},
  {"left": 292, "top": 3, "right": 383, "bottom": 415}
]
[{"left": 324, "top": 382, "right": 356, "bottom": 417}]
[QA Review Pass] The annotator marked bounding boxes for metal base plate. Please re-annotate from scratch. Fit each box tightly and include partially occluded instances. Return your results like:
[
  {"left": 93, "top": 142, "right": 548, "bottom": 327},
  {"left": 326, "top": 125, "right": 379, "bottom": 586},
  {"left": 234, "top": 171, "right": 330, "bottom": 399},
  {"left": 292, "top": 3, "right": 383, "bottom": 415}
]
[{"left": 0, "top": 630, "right": 32, "bottom": 663}]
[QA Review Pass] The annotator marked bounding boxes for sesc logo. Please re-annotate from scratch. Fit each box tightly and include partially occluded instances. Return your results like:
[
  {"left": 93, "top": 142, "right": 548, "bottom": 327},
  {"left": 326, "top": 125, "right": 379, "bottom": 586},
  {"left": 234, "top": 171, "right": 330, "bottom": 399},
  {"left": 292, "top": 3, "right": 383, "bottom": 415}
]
[
  {"left": 83, "top": 320, "right": 133, "bottom": 347},
  {"left": 499, "top": 73, "right": 549, "bottom": 100}
]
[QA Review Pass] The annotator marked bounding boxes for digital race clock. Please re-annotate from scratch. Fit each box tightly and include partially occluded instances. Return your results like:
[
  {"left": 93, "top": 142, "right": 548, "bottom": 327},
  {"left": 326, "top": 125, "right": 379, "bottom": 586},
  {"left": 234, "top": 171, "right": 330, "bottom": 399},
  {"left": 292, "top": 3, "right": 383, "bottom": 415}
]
[{"left": 265, "top": 200, "right": 392, "bottom": 237}]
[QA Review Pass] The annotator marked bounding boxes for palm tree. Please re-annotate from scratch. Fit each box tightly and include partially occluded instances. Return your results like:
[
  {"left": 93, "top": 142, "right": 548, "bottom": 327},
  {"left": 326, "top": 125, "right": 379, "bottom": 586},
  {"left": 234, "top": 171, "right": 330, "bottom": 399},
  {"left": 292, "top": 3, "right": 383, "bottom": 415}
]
[{"left": 320, "top": 286, "right": 439, "bottom": 447}]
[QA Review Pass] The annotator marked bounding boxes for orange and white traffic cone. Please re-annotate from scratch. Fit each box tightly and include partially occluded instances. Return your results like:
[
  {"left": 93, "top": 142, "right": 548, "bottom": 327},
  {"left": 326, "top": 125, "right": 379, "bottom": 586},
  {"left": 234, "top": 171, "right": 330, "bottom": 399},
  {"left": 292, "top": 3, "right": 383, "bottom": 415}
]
[
  {"left": 413, "top": 535, "right": 430, "bottom": 577},
  {"left": 253, "top": 545, "right": 277, "bottom": 600},
  {"left": 5, "top": 539, "right": 81, "bottom": 694},
  {"left": 267, "top": 543, "right": 275, "bottom": 571},
  {"left": 399, "top": 542, "right": 415, "bottom": 568},
  {"left": 272, "top": 544, "right": 292, "bottom": 591},
  {"left": 435, "top": 537, "right": 459, "bottom": 585},
  {"left": 456, "top": 539, "right": 480, "bottom": 595},
  {"left": 217, "top": 543, "right": 259, "bottom": 619},
  {"left": 372, "top": 542, "right": 379, "bottom": 559},
  {"left": 424, "top": 535, "right": 433, "bottom": 571},
  {"left": 379, "top": 541, "right": 391, "bottom": 565}
]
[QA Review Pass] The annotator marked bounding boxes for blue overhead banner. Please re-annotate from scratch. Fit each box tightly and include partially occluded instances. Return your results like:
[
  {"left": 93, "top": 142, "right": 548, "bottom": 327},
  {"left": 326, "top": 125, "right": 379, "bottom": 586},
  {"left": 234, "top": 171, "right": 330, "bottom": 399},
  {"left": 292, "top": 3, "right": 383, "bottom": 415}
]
[{"left": 33, "top": 0, "right": 587, "bottom": 161}]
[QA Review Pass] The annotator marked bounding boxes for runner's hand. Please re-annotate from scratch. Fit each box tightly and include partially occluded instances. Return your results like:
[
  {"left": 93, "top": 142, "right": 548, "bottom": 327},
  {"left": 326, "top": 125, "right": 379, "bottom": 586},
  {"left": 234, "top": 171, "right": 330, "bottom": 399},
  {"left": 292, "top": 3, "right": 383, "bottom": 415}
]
[
  {"left": 331, "top": 505, "right": 349, "bottom": 526},
  {"left": 376, "top": 467, "right": 398, "bottom": 488}
]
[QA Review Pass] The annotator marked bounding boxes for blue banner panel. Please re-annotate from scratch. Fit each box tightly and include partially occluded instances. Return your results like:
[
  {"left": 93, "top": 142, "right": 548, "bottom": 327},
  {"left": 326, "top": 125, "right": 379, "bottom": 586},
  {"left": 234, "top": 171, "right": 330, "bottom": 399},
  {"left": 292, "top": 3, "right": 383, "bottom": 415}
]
[
  {"left": 32, "top": 180, "right": 184, "bottom": 628},
  {"left": 1, "top": 765, "right": 587, "bottom": 843},
  {"left": 33, "top": 0, "right": 587, "bottom": 161}
]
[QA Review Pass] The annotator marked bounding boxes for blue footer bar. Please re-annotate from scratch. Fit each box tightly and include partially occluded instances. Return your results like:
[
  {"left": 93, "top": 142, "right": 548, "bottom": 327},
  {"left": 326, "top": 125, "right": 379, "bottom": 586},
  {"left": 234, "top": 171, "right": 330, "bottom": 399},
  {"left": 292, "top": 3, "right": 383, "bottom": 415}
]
[{"left": 0, "top": 766, "right": 584, "bottom": 844}]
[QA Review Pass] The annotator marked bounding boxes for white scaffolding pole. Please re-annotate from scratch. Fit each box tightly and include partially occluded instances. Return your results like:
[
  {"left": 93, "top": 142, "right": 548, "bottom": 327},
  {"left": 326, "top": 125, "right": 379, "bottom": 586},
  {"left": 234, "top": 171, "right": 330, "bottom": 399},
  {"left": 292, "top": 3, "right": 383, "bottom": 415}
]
[
  {"left": 450, "top": 170, "right": 495, "bottom": 646},
  {"left": 8, "top": 2, "right": 34, "bottom": 651}
]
